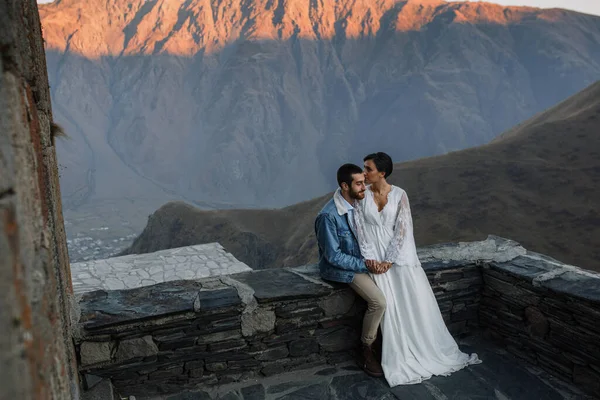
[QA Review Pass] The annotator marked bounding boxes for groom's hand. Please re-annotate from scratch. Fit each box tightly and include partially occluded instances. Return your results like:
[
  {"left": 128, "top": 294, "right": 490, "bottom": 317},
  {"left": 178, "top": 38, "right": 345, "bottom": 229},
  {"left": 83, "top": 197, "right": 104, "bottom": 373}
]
[{"left": 365, "top": 259, "right": 378, "bottom": 273}]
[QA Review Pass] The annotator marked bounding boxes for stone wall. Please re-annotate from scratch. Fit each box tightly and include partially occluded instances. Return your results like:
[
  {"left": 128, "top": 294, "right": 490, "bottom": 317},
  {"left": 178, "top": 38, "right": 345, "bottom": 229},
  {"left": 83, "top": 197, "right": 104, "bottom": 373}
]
[
  {"left": 479, "top": 254, "right": 600, "bottom": 396},
  {"left": 76, "top": 262, "right": 483, "bottom": 397},
  {"left": 0, "top": 1, "right": 79, "bottom": 399}
]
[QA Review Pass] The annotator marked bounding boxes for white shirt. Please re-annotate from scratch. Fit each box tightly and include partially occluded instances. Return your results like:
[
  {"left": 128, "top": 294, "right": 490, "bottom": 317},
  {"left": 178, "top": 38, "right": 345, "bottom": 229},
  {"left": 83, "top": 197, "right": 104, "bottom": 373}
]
[
  {"left": 341, "top": 196, "right": 357, "bottom": 237},
  {"left": 333, "top": 188, "right": 358, "bottom": 237}
]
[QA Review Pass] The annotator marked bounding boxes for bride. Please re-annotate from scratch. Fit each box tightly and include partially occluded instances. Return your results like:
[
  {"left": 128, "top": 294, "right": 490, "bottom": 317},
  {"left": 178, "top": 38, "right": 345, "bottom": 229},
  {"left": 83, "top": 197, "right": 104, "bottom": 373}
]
[{"left": 352, "top": 152, "right": 481, "bottom": 387}]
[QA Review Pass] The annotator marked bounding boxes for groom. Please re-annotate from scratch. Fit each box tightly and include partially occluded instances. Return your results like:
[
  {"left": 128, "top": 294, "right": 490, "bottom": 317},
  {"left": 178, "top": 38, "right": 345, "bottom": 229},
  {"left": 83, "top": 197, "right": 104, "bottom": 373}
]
[{"left": 314, "top": 163, "right": 387, "bottom": 378}]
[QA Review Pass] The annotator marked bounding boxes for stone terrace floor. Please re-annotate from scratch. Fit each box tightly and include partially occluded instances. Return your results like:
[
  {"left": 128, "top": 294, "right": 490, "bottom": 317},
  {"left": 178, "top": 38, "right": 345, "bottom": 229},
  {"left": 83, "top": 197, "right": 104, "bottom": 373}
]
[
  {"left": 144, "top": 336, "right": 595, "bottom": 400},
  {"left": 70, "top": 243, "right": 252, "bottom": 294}
]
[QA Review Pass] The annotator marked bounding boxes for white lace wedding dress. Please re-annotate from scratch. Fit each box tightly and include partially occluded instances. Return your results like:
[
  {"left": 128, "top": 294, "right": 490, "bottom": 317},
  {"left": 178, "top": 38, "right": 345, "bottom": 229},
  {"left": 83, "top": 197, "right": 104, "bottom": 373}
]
[{"left": 353, "top": 185, "right": 480, "bottom": 387}]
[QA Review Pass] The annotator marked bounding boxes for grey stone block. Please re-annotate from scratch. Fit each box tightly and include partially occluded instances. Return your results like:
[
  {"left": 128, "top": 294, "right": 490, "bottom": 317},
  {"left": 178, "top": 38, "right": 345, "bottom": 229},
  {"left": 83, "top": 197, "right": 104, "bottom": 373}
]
[
  {"left": 319, "top": 290, "right": 356, "bottom": 317},
  {"left": 80, "top": 341, "right": 113, "bottom": 367},
  {"left": 205, "top": 362, "right": 227, "bottom": 372},
  {"left": 81, "top": 379, "right": 115, "bottom": 400},
  {"left": 242, "top": 308, "right": 276, "bottom": 337},
  {"left": 115, "top": 336, "right": 158, "bottom": 363}
]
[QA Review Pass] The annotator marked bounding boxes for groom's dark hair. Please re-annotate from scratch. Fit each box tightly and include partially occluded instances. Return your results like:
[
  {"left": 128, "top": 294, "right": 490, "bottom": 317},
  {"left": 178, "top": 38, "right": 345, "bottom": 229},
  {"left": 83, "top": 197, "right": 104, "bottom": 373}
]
[
  {"left": 337, "top": 163, "right": 363, "bottom": 188},
  {"left": 364, "top": 152, "right": 393, "bottom": 178}
]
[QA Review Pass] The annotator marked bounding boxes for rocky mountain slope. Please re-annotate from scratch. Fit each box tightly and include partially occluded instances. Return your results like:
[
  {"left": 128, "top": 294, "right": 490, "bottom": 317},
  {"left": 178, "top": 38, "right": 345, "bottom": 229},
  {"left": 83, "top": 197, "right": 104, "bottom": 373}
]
[
  {"left": 40, "top": 0, "right": 600, "bottom": 217},
  {"left": 123, "top": 81, "right": 600, "bottom": 272}
]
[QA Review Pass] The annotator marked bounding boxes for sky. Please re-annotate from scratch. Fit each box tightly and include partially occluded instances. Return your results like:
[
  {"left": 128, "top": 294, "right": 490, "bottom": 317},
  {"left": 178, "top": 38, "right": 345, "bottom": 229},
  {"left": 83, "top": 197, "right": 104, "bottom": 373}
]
[
  {"left": 36, "top": 0, "right": 600, "bottom": 17},
  {"left": 451, "top": 0, "right": 600, "bottom": 16}
]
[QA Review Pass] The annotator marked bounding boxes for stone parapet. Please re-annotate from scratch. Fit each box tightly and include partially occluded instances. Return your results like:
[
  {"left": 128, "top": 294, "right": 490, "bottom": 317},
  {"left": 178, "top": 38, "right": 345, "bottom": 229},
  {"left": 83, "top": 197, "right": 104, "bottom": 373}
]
[
  {"left": 75, "top": 261, "right": 483, "bottom": 396},
  {"left": 479, "top": 252, "right": 600, "bottom": 396},
  {"left": 74, "top": 236, "right": 600, "bottom": 398}
]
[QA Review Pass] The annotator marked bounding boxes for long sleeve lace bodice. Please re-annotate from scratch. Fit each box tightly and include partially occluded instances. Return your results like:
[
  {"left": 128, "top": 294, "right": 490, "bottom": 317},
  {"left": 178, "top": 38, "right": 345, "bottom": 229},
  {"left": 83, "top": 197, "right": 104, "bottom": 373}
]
[
  {"left": 353, "top": 186, "right": 419, "bottom": 267},
  {"left": 382, "top": 191, "right": 412, "bottom": 265}
]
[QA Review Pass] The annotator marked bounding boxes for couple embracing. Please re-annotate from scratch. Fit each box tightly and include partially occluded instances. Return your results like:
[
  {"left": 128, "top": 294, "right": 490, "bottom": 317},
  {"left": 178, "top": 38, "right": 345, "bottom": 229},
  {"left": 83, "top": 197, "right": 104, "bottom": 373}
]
[{"left": 315, "top": 152, "right": 481, "bottom": 387}]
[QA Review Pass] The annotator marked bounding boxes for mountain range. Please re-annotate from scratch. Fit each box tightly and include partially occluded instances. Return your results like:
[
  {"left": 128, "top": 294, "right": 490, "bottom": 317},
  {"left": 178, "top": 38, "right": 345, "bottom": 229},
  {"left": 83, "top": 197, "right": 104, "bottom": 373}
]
[
  {"left": 41, "top": 0, "right": 600, "bottom": 208},
  {"left": 123, "top": 80, "right": 600, "bottom": 272},
  {"left": 38, "top": 0, "right": 600, "bottom": 259}
]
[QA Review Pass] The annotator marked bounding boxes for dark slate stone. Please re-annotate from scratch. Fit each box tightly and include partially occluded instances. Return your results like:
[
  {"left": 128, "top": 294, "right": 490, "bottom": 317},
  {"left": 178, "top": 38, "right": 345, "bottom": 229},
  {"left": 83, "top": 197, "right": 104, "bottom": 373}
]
[
  {"left": 228, "top": 358, "right": 261, "bottom": 370},
  {"left": 278, "top": 383, "right": 332, "bottom": 399},
  {"left": 287, "top": 264, "right": 330, "bottom": 283},
  {"left": 208, "top": 339, "right": 247, "bottom": 352},
  {"left": 389, "top": 383, "right": 437, "bottom": 399},
  {"left": 149, "top": 366, "right": 184, "bottom": 380},
  {"left": 231, "top": 270, "right": 331, "bottom": 303},
  {"left": 240, "top": 384, "right": 265, "bottom": 400},
  {"left": 276, "top": 316, "right": 320, "bottom": 333},
  {"left": 422, "top": 260, "right": 473, "bottom": 271},
  {"left": 314, "top": 367, "right": 337, "bottom": 376},
  {"left": 482, "top": 274, "right": 541, "bottom": 306},
  {"left": 192, "top": 315, "right": 241, "bottom": 334},
  {"left": 438, "top": 276, "right": 482, "bottom": 291},
  {"left": 327, "top": 351, "right": 356, "bottom": 365},
  {"left": 316, "top": 326, "right": 359, "bottom": 352},
  {"left": 260, "top": 354, "right": 325, "bottom": 377},
  {"left": 429, "top": 271, "right": 464, "bottom": 283},
  {"left": 79, "top": 281, "right": 203, "bottom": 329},
  {"left": 329, "top": 374, "right": 395, "bottom": 400},
  {"left": 437, "top": 301, "right": 453, "bottom": 313},
  {"left": 196, "top": 288, "right": 242, "bottom": 313},
  {"left": 289, "top": 338, "right": 319, "bottom": 357},
  {"left": 166, "top": 391, "right": 211, "bottom": 400},
  {"left": 205, "top": 362, "right": 227, "bottom": 372},
  {"left": 254, "top": 345, "right": 289, "bottom": 361},
  {"left": 540, "top": 271, "right": 600, "bottom": 303},
  {"left": 82, "top": 374, "right": 103, "bottom": 390},
  {"left": 434, "top": 287, "right": 481, "bottom": 303},
  {"left": 451, "top": 304, "right": 479, "bottom": 321},
  {"left": 275, "top": 303, "right": 323, "bottom": 319},
  {"left": 205, "top": 350, "right": 254, "bottom": 363},
  {"left": 156, "top": 335, "right": 197, "bottom": 351},
  {"left": 267, "top": 381, "right": 310, "bottom": 394},
  {"left": 184, "top": 360, "right": 204, "bottom": 371},
  {"left": 219, "top": 392, "right": 243, "bottom": 400},
  {"left": 424, "top": 369, "right": 497, "bottom": 398},
  {"left": 263, "top": 331, "right": 312, "bottom": 345},
  {"left": 459, "top": 343, "right": 566, "bottom": 400},
  {"left": 488, "top": 256, "right": 552, "bottom": 282}
]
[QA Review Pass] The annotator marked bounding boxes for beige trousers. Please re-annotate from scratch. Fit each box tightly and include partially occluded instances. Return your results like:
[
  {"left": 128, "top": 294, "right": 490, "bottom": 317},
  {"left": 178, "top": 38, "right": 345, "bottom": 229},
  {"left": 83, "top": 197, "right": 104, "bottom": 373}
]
[{"left": 349, "top": 273, "right": 386, "bottom": 345}]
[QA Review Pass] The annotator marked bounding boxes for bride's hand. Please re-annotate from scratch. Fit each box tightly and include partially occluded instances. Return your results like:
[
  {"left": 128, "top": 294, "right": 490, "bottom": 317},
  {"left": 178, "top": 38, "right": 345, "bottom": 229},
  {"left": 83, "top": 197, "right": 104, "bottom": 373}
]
[{"left": 377, "top": 262, "right": 392, "bottom": 273}]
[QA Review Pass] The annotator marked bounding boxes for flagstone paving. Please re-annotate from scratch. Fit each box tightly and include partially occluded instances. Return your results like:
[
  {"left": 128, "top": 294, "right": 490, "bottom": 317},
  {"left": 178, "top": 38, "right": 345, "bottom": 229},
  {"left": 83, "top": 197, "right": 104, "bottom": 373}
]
[{"left": 145, "top": 336, "right": 595, "bottom": 400}]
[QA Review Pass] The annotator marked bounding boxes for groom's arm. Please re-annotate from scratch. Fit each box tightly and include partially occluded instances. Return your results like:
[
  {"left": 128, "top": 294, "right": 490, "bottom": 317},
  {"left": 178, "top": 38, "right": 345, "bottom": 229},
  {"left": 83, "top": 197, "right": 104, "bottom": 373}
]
[{"left": 315, "top": 214, "right": 369, "bottom": 273}]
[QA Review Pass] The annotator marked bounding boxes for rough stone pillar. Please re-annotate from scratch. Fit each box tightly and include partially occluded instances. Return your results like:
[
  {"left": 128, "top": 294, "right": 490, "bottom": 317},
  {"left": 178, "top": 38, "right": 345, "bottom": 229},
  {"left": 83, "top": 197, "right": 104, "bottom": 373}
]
[{"left": 0, "top": 1, "right": 79, "bottom": 399}]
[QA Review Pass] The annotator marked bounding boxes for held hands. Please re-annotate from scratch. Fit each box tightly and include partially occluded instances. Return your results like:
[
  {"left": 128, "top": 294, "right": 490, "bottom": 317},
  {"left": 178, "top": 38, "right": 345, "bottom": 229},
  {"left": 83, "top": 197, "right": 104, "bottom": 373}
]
[{"left": 365, "top": 260, "right": 392, "bottom": 274}]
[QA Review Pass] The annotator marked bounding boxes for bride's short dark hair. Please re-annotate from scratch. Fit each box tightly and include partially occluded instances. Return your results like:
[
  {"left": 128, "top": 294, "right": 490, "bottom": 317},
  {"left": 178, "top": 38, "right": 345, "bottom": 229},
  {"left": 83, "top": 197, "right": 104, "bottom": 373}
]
[{"left": 364, "top": 152, "right": 393, "bottom": 178}]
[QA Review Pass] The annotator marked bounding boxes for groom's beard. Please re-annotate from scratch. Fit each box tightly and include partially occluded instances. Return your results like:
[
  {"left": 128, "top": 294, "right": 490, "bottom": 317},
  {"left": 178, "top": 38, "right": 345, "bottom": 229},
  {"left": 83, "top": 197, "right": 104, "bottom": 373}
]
[{"left": 350, "top": 188, "right": 366, "bottom": 200}]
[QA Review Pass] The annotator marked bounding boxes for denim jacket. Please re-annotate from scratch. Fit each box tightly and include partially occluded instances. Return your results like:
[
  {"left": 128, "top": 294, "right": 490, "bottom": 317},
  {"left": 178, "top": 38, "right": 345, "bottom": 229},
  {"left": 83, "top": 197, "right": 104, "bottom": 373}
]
[{"left": 314, "top": 190, "right": 368, "bottom": 283}]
